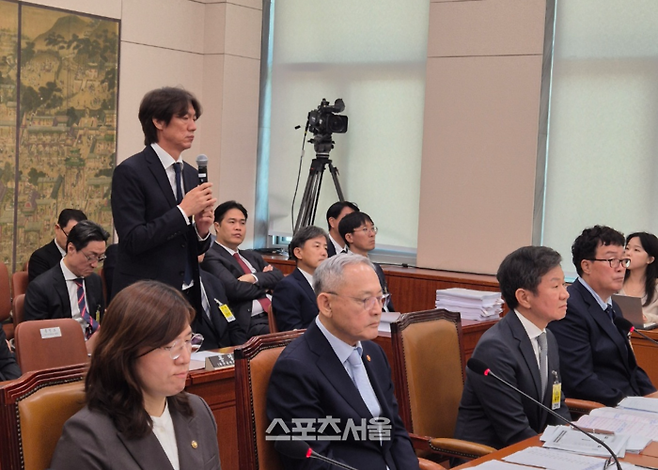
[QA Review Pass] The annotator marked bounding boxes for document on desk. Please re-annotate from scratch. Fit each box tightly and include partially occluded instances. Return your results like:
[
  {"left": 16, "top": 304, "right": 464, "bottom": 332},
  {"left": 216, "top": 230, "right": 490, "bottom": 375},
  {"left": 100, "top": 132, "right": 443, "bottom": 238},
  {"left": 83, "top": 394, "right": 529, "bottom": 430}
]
[
  {"left": 503, "top": 447, "right": 606, "bottom": 470},
  {"left": 577, "top": 413, "right": 658, "bottom": 445},
  {"left": 541, "top": 425, "right": 629, "bottom": 457},
  {"left": 466, "top": 460, "right": 540, "bottom": 470},
  {"left": 619, "top": 397, "right": 658, "bottom": 414}
]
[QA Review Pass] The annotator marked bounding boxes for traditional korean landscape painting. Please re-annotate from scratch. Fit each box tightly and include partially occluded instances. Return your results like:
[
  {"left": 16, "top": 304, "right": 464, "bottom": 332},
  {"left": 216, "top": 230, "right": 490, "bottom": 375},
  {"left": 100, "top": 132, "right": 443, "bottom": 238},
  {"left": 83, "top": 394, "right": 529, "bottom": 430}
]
[{"left": 0, "top": 1, "right": 118, "bottom": 269}]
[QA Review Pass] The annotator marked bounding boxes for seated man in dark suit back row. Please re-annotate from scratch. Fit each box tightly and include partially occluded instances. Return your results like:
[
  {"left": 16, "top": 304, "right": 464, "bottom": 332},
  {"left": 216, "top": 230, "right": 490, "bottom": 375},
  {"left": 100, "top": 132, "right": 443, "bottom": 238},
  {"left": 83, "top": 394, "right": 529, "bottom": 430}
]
[
  {"left": 25, "top": 220, "right": 109, "bottom": 341},
  {"left": 272, "top": 225, "right": 328, "bottom": 331},
  {"left": 201, "top": 200, "right": 283, "bottom": 338},
  {"left": 454, "top": 246, "right": 571, "bottom": 450},
  {"left": 28, "top": 208, "right": 87, "bottom": 282},
  {"left": 548, "top": 225, "right": 656, "bottom": 406},
  {"left": 325, "top": 201, "right": 359, "bottom": 257}
]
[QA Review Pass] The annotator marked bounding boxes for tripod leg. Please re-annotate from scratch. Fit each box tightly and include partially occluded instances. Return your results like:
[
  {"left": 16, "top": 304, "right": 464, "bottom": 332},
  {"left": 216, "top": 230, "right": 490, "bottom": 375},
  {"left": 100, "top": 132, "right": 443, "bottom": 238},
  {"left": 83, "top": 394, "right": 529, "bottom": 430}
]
[{"left": 328, "top": 162, "right": 345, "bottom": 201}]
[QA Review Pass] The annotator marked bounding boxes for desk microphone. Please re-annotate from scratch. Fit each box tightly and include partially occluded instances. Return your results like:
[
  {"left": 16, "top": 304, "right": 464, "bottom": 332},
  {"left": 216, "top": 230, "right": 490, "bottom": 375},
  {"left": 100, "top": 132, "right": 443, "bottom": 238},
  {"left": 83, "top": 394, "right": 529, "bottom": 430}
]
[
  {"left": 614, "top": 317, "right": 658, "bottom": 347},
  {"left": 467, "top": 358, "right": 622, "bottom": 470},
  {"left": 196, "top": 154, "right": 208, "bottom": 184},
  {"left": 274, "top": 439, "right": 359, "bottom": 470}
]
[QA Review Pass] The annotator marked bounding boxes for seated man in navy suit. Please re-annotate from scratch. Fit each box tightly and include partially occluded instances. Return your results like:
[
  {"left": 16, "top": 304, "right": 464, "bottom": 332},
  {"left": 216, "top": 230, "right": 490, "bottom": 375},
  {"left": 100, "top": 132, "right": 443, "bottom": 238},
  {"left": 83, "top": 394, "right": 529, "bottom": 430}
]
[
  {"left": 271, "top": 225, "right": 328, "bottom": 331},
  {"left": 325, "top": 201, "right": 359, "bottom": 257},
  {"left": 267, "top": 254, "right": 419, "bottom": 470},
  {"left": 339, "top": 212, "right": 395, "bottom": 312},
  {"left": 24, "top": 220, "right": 109, "bottom": 341},
  {"left": 548, "top": 225, "right": 656, "bottom": 406},
  {"left": 201, "top": 201, "right": 283, "bottom": 338},
  {"left": 454, "top": 246, "right": 571, "bottom": 450},
  {"left": 28, "top": 208, "right": 87, "bottom": 282}
]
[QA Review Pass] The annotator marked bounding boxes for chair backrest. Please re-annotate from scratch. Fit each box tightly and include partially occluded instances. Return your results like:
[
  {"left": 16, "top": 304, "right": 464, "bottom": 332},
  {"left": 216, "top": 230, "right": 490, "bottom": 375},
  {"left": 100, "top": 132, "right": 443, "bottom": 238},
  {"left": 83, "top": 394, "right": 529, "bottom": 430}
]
[
  {"left": 235, "top": 330, "right": 305, "bottom": 470},
  {"left": 13, "top": 293, "right": 25, "bottom": 326},
  {"left": 12, "top": 270, "right": 29, "bottom": 299},
  {"left": 0, "top": 262, "right": 11, "bottom": 323},
  {"left": 0, "top": 364, "right": 87, "bottom": 470},
  {"left": 267, "top": 304, "right": 279, "bottom": 333},
  {"left": 391, "top": 309, "right": 465, "bottom": 439},
  {"left": 14, "top": 318, "right": 89, "bottom": 373}
]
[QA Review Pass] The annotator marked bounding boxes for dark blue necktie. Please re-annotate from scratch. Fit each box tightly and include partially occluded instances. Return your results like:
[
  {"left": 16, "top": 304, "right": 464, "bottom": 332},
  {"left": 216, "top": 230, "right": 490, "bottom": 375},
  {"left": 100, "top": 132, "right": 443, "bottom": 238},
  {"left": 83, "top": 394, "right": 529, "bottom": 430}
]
[{"left": 173, "top": 162, "right": 183, "bottom": 204}]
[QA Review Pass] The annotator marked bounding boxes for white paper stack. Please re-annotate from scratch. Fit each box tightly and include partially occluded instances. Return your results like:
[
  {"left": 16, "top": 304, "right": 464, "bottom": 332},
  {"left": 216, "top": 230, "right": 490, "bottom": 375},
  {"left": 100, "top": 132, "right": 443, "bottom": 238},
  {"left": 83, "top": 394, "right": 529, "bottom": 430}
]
[{"left": 435, "top": 288, "right": 503, "bottom": 321}]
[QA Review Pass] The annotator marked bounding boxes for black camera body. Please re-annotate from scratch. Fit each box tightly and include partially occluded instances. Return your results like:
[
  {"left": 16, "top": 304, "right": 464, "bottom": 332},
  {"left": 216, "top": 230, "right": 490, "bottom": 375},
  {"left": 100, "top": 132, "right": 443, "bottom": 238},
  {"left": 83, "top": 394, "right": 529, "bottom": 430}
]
[{"left": 307, "top": 98, "right": 348, "bottom": 136}]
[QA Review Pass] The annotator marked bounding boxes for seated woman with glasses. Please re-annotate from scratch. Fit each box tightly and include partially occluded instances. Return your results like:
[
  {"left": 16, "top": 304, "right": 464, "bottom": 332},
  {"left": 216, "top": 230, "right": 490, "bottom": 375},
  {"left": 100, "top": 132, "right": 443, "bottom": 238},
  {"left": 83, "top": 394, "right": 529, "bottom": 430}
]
[
  {"left": 50, "top": 280, "right": 220, "bottom": 470},
  {"left": 621, "top": 232, "right": 658, "bottom": 323}
]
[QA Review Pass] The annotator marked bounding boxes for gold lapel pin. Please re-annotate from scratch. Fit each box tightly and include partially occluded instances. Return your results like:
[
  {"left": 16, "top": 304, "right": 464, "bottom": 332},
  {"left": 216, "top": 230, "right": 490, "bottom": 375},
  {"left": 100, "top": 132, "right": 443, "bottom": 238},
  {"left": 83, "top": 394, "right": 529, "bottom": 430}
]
[
  {"left": 191, "top": 440, "right": 198, "bottom": 449},
  {"left": 366, "top": 355, "right": 371, "bottom": 362}
]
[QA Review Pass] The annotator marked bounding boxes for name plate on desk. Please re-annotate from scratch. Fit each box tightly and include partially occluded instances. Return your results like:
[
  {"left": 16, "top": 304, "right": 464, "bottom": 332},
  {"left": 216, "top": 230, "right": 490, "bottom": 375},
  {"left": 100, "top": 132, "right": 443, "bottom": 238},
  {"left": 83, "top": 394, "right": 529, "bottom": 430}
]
[{"left": 205, "top": 353, "right": 235, "bottom": 371}]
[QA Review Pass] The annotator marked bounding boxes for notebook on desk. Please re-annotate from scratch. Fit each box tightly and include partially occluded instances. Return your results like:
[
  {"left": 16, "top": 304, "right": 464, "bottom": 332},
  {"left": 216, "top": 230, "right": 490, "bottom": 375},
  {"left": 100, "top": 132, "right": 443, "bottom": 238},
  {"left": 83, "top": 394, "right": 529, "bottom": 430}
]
[{"left": 612, "top": 294, "right": 658, "bottom": 330}]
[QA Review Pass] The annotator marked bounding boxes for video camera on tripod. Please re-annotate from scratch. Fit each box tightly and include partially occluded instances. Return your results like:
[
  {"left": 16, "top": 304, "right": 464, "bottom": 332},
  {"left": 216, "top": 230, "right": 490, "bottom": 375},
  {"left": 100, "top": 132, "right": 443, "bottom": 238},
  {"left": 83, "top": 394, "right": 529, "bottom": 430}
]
[{"left": 293, "top": 99, "right": 349, "bottom": 233}]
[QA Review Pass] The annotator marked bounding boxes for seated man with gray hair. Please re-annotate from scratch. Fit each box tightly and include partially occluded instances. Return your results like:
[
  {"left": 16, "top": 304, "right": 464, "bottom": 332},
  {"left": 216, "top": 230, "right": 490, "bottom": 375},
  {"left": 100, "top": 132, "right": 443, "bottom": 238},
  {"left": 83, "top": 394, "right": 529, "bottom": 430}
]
[{"left": 267, "top": 253, "right": 419, "bottom": 470}]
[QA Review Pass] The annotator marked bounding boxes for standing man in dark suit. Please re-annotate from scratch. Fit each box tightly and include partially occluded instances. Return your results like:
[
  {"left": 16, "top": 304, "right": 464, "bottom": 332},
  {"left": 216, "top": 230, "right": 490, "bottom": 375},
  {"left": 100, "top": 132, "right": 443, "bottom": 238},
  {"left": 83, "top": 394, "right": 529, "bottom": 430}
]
[
  {"left": 201, "top": 201, "right": 283, "bottom": 338},
  {"left": 267, "top": 254, "right": 418, "bottom": 470},
  {"left": 272, "top": 225, "right": 328, "bottom": 331},
  {"left": 325, "top": 201, "right": 359, "bottom": 257},
  {"left": 548, "top": 225, "right": 656, "bottom": 406},
  {"left": 111, "top": 87, "right": 216, "bottom": 315},
  {"left": 194, "top": 266, "right": 248, "bottom": 349},
  {"left": 24, "top": 220, "right": 109, "bottom": 340},
  {"left": 454, "top": 246, "right": 571, "bottom": 450},
  {"left": 339, "top": 212, "right": 395, "bottom": 312},
  {"left": 28, "top": 208, "right": 87, "bottom": 282}
]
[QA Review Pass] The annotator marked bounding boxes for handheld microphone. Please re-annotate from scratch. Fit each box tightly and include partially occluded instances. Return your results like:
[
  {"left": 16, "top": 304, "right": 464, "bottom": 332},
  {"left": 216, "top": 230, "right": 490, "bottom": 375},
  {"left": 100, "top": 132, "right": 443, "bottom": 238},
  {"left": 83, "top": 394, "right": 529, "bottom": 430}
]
[
  {"left": 467, "top": 358, "right": 622, "bottom": 470},
  {"left": 196, "top": 154, "right": 208, "bottom": 184},
  {"left": 614, "top": 317, "right": 658, "bottom": 347},
  {"left": 274, "top": 439, "right": 359, "bottom": 470}
]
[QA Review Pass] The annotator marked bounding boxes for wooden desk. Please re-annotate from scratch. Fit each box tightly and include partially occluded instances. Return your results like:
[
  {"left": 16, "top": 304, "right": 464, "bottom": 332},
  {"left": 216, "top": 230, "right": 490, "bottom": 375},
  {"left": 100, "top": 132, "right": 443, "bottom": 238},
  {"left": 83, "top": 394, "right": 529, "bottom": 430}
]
[
  {"left": 632, "top": 329, "right": 658, "bottom": 386},
  {"left": 188, "top": 319, "right": 498, "bottom": 470},
  {"left": 453, "top": 435, "right": 658, "bottom": 469},
  {"left": 264, "top": 255, "right": 502, "bottom": 315}
]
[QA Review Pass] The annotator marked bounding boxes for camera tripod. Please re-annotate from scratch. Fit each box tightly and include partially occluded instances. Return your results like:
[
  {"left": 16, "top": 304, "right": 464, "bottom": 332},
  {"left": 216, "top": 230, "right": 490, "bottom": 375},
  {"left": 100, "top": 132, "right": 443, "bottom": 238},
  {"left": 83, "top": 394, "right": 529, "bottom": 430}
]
[{"left": 294, "top": 139, "right": 344, "bottom": 234}]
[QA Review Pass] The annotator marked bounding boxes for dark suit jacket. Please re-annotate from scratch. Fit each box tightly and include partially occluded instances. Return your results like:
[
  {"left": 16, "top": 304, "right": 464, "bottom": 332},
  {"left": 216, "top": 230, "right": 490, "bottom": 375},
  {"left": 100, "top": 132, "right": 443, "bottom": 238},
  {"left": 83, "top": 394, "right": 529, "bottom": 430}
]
[
  {"left": 200, "top": 243, "right": 283, "bottom": 333},
  {"left": 454, "top": 312, "right": 570, "bottom": 449},
  {"left": 272, "top": 268, "right": 318, "bottom": 331},
  {"left": 373, "top": 263, "right": 395, "bottom": 312},
  {"left": 266, "top": 321, "right": 419, "bottom": 470},
  {"left": 28, "top": 239, "right": 62, "bottom": 283},
  {"left": 24, "top": 264, "right": 104, "bottom": 323},
  {"left": 327, "top": 240, "right": 337, "bottom": 258},
  {"left": 0, "top": 327, "right": 20, "bottom": 381},
  {"left": 193, "top": 270, "right": 247, "bottom": 349},
  {"left": 547, "top": 279, "right": 656, "bottom": 406},
  {"left": 50, "top": 394, "right": 220, "bottom": 470},
  {"left": 111, "top": 146, "right": 211, "bottom": 304}
]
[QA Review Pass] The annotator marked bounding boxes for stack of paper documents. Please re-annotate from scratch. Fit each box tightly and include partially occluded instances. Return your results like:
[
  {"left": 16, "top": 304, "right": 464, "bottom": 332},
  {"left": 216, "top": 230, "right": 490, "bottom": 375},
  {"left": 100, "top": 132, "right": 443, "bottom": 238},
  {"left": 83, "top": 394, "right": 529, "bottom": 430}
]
[{"left": 435, "top": 288, "right": 503, "bottom": 321}]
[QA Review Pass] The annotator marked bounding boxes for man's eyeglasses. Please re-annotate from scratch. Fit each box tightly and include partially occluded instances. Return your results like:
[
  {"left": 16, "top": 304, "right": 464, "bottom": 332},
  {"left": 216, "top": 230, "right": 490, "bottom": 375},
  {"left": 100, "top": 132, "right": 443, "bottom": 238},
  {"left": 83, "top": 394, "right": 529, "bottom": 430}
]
[
  {"left": 587, "top": 258, "right": 631, "bottom": 269},
  {"left": 81, "top": 251, "right": 107, "bottom": 263},
  {"left": 161, "top": 333, "right": 204, "bottom": 360},
  {"left": 353, "top": 226, "right": 378, "bottom": 235},
  {"left": 327, "top": 292, "right": 391, "bottom": 310}
]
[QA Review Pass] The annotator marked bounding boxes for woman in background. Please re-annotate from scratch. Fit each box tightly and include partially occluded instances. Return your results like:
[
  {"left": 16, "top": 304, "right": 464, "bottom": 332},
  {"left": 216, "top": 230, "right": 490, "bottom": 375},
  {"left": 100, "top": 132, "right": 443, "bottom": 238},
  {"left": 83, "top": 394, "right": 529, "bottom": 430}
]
[
  {"left": 50, "top": 280, "right": 220, "bottom": 470},
  {"left": 622, "top": 231, "right": 658, "bottom": 324}
]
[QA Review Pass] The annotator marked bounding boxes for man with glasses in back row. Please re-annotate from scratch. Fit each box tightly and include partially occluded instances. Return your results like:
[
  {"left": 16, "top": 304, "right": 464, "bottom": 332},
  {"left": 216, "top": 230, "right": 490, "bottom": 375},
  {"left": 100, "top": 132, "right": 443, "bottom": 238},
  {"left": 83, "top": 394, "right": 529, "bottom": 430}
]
[
  {"left": 25, "top": 220, "right": 109, "bottom": 342},
  {"left": 547, "top": 225, "right": 656, "bottom": 406},
  {"left": 339, "top": 212, "right": 395, "bottom": 312}
]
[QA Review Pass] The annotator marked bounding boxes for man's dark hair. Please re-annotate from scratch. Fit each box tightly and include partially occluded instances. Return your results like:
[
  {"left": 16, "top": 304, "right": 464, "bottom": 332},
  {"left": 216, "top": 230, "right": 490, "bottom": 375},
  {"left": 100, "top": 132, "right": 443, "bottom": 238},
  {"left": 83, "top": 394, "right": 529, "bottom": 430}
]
[
  {"left": 572, "top": 225, "right": 625, "bottom": 276},
  {"left": 338, "top": 212, "right": 373, "bottom": 248},
  {"left": 497, "top": 246, "right": 562, "bottom": 311},
  {"left": 325, "top": 201, "right": 359, "bottom": 230},
  {"left": 138, "top": 87, "right": 202, "bottom": 145},
  {"left": 66, "top": 220, "right": 110, "bottom": 252},
  {"left": 289, "top": 226, "right": 329, "bottom": 262},
  {"left": 57, "top": 208, "right": 87, "bottom": 228},
  {"left": 214, "top": 200, "right": 248, "bottom": 224}
]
